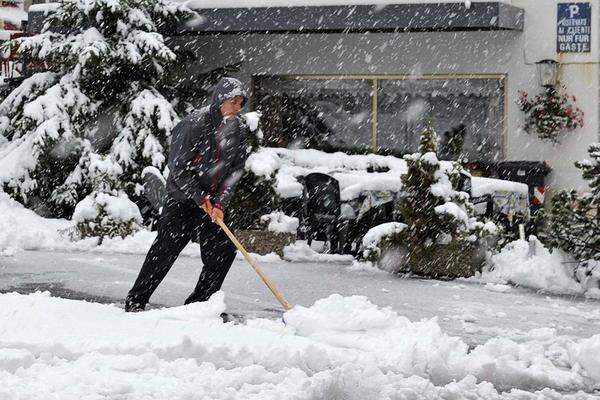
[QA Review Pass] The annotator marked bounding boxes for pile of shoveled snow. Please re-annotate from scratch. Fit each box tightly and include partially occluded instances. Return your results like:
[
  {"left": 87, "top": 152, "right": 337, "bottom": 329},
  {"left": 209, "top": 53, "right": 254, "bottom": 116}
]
[
  {"left": 0, "top": 291, "right": 598, "bottom": 399},
  {"left": 480, "top": 236, "right": 600, "bottom": 299}
]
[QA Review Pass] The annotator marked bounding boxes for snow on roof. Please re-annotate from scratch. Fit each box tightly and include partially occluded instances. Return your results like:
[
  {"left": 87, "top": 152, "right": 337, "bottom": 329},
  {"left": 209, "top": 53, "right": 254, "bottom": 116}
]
[
  {"left": 28, "top": 3, "right": 61, "bottom": 13},
  {"left": 179, "top": 0, "right": 505, "bottom": 9},
  {"left": 0, "top": 7, "right": 27, "bottom": 25}
]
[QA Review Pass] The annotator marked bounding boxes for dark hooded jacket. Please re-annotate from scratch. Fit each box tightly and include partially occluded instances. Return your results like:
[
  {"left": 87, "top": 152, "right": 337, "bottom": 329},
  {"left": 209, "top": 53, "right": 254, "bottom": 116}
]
[{"left": 165, "top": 78, "right": 249, "bottom": 208}]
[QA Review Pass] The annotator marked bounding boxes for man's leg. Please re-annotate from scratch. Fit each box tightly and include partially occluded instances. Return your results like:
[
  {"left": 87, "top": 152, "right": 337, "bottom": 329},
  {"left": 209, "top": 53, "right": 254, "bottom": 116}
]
[
  {"left": 126, "top": 197, "right": 196, "bottom": 310},
  {"left": 184, "top": 212, "right": 237, "bottom": 304}
]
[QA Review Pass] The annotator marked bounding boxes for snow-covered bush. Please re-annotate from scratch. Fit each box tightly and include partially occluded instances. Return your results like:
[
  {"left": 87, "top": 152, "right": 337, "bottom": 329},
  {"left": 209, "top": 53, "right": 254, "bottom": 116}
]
[
  {"left": 242, "top": 111, "right": 263, "bottom": 152},
  {"left": 220, "top": 111, "right": 273, "bottom": 230},
  {"left": 111, "top": 86, "right": 180, "bottom": 198},
  {"left": 0, "top": 0, "right": 195, "bottom": 218},
  {"left": 361, "top": 222, "right": 407, "bottom": 263},
  {"left": 72, "top": 154, "right": 142, "bottom": 243},
  {"left": 385, "top": 125, "right": 496, "bottom": 277},
  {"left": 260, "top": 211, "right": 299, "bottom": 234},
  {"left": 229, "top": 171, "right": 281, "bottom": 230},
  {"left": 542, "top": 143, "right": 600, "bottom": 263}
]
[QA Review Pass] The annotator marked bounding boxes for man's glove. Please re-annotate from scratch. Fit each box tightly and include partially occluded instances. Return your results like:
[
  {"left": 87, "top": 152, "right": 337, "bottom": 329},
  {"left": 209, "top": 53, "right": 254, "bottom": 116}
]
[{"left": 200, "top": 199, "right": 224, "bottom": 224}]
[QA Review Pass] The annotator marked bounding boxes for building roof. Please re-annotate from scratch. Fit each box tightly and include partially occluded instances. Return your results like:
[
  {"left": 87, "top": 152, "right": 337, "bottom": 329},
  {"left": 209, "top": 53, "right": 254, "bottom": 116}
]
[
  {"left": 26, "top": 1, "right": 523, "bottom": 35},
  {"left": 177, "top": 0, "right": 509, "bottom": 7},
  {"left": 175, "top": 1, "right": 523, "bottom": 34}
]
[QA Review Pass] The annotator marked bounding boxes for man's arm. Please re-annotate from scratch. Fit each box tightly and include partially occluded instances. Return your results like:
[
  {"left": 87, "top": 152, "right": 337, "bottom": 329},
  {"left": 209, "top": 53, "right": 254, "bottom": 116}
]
[
  {"left": 212, "top": 118, "right": 249, "bottom": 209},
  {"left": 168, "top": 118, "right": 211, "bottom": 207}
]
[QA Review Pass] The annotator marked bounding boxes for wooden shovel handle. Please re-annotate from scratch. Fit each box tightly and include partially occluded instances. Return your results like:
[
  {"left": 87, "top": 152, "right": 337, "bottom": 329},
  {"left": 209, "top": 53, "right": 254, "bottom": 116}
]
[{"left": 216, "top": 219, "right": 292, "bottom": 311}]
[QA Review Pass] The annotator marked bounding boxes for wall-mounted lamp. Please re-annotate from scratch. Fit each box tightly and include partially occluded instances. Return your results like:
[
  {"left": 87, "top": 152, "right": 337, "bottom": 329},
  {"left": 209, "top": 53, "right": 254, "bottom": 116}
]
[{"left": 536, "top": 59, "right": 559, "bottom": 88}]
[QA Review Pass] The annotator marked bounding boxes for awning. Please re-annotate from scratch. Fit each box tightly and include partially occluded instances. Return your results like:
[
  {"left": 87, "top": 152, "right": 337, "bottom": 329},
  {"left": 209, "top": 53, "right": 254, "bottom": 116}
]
[{"left": 175, "top": 2, "right": 523, "bottom": 35}]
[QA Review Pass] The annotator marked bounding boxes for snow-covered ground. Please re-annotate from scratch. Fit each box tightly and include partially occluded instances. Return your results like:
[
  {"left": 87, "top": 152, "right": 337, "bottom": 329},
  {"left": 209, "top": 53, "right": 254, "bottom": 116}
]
[
  {"left": 3, "top": 247, "right": 600, "bottom": 398},
  {"left": 1, "top": 283, "right": 600, "bottom": 398}
]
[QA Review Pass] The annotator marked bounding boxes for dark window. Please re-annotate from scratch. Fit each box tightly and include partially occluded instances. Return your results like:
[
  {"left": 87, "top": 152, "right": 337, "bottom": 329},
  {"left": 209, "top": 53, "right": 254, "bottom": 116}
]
[
  {"left": 377, "top": 78, "right": 504, "bottom": 160},
  {"left": 254, "top": 77, "right": 372, "bottom": 152}
]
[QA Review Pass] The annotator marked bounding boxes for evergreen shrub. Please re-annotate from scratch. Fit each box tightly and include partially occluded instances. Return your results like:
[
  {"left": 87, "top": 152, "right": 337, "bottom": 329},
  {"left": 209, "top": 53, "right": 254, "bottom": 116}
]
[
  {"left": 228, "top": 171, "right": 281, "bottom": 230},
  {"left": 542, "top": 143, "right": 600, "bottom": 262},
  {"left": 368, "top": 124, "right": 496, "bottom": 277},
  {"left": 72, "top": 154, "right": 142, "bottom": 243}
]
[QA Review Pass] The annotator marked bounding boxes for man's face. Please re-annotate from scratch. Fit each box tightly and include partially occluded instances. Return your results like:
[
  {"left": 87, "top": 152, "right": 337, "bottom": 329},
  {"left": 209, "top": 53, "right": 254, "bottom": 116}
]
[{"left": 220, "top": 96, "right": 245, "bottom": 118}]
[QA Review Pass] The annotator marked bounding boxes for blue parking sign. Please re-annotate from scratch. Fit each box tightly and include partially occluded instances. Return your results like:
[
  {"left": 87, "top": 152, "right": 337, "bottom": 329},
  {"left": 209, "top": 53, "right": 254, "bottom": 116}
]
[{"left": 557, "top": 3, "right": 591, "bottom": 52}]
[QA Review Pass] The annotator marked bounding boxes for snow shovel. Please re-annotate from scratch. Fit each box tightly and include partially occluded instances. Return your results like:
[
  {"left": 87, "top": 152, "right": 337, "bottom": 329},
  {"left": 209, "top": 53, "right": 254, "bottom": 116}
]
[{"left": 216, "top": 219, "right": 292, "bottom": 311}]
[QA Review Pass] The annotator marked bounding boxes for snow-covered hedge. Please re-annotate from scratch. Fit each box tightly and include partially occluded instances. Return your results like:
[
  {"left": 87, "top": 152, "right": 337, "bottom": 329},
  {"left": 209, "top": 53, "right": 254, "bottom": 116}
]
[
  {"left": 245, "top": 147, "right": 407, "bottom": 201},
  {"left": 260, "top": 211, "right": 299, "bottom": 234},
  {"left": 361, "top": 222, "right": 407, "bottom": 262},
  {"left": 244, "top": 146, "right": 527, "bottom": 203},
  {"left": 72, "top": 154, "right": 142, "bottom": 242},
  {"left": 228, "top": 171, "right": 281, "bottom": 230},
  {"left": 73, "top": 192, "right": 142, "bottom": 241}
]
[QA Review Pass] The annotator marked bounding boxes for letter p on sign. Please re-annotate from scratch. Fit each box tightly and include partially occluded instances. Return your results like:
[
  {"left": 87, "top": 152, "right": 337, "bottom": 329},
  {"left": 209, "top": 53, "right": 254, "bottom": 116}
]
[{"left": 569, "top": 4, "right": 580, "bottom": 18}]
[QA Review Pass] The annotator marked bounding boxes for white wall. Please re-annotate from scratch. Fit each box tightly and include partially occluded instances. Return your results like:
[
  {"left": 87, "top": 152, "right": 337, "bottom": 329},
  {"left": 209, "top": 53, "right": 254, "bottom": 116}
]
[
  {"left": 176, "top": 0, "right": 599, "bottom": 192},
  {"left": 509, "top": 0, "right": 599, "bottom": 192}
]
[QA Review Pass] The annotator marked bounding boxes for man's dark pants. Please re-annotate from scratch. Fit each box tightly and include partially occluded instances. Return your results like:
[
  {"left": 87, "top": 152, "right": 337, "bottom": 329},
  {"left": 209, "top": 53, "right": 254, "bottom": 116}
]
[{"left": 127, "top": 195, "right": 236, "bottom": 308}]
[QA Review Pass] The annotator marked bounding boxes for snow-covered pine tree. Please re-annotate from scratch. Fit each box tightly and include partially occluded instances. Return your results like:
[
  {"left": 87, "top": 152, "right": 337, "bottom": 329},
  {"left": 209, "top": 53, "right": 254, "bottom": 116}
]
[
  {"left": 0, "top": 0, "right": 194, "bottom": 217},
  {"left": 543, "top": 143, "right": 600, "bottom": 261},
  {"left": 577, "top": 143, "right": 600, "bottom": 201},
  {"left": 111, "top": 85, "right": 180, "bottom": 199},
  {"left": 401, "top": 124, "right": 471, "bottom": 245},
  {"left": 0, "top": 72, "right": 98, "bottom": 215},
  {"left": 72, "top": 154, "right": 142, "bottom": 243},
  {"left": 392, "top": 124, "right": 495, "bottom": 276}
]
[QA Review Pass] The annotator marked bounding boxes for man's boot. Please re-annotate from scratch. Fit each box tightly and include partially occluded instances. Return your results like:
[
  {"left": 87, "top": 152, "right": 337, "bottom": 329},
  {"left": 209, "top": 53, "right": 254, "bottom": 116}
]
[{"left": 125, "top": 296, "right": 146, "bottom": 312}]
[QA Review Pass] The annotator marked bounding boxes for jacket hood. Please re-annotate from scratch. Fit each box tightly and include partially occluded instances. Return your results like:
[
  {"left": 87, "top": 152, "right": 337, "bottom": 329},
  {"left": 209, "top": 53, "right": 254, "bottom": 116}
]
[
  {"left": 209, "top": 77, "right": 248, "bottom": 126},
  {"left": 211, "top": 77, "right": 247, "bottom": 108}
]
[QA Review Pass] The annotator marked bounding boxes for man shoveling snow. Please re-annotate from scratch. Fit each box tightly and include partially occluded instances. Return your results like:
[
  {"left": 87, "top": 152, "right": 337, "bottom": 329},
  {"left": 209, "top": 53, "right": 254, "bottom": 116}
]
[{"left": 125, "top": 77, "right": 249, "bottom": 313}]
